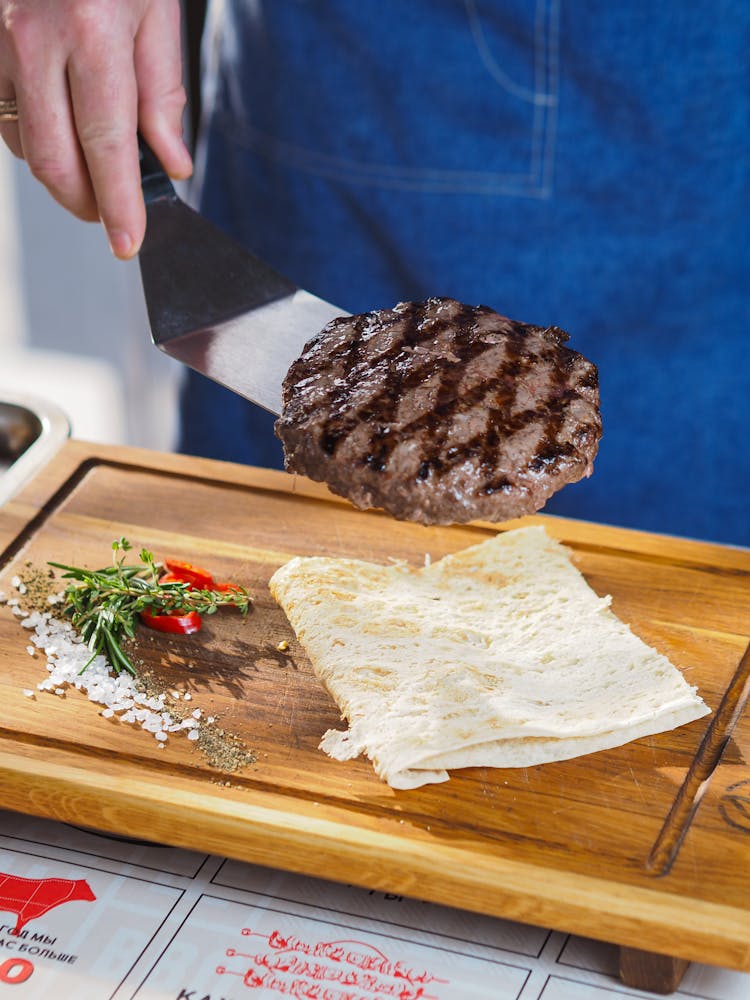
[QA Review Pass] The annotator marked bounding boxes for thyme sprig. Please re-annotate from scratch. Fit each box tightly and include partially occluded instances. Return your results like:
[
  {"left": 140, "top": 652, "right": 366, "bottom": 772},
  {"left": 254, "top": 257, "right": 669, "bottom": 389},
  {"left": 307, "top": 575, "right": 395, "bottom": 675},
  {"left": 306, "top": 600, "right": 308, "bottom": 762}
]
[{"left": 49, "top": 538, "right": 250, "bottom": 676}]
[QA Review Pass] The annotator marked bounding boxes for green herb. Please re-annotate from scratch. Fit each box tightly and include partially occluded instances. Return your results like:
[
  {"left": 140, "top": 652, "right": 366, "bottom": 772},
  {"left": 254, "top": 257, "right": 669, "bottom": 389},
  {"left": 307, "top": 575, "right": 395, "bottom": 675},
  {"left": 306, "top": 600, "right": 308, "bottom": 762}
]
[{"left": 49, "top": 538, "right": 251, "bottom": 676}]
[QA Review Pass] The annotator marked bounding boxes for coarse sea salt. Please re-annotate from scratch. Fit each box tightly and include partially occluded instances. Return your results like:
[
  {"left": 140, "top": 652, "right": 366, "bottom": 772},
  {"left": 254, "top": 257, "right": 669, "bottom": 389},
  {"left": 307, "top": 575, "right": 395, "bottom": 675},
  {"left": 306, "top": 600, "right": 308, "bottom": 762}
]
[{"left": 18, "top": 609, "right": 204, "bottom": 747}]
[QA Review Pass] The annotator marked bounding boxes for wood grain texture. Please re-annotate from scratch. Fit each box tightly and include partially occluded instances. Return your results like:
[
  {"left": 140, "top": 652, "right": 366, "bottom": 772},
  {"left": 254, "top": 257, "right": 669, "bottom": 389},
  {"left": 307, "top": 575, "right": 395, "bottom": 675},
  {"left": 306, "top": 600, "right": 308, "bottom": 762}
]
[{"left": 1, "top": 440, "right": 749, "bottom": 980}]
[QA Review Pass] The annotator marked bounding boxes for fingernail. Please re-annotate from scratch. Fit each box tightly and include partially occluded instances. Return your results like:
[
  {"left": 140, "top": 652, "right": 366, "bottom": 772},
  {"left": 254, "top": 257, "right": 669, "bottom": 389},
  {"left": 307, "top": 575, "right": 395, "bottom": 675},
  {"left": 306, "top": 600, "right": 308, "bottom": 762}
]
[{"left": 108, "top": 230, "right": 134, "bottom": 259}]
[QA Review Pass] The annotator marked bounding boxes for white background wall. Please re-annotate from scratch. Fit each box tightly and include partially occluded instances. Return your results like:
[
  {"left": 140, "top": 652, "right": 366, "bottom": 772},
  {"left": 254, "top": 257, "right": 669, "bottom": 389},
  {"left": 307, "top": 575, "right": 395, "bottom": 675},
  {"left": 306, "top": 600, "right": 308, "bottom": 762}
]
[{"left": 0, "top": 146, "right": 180, "bottom": 452}]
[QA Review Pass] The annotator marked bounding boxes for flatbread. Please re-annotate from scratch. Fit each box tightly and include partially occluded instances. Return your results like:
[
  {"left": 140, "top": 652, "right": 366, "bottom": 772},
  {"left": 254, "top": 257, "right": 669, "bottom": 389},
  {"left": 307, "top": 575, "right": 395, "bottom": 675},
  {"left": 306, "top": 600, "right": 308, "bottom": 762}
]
[{"left": 269, "top": 526, "right": 709, "bottom": 788}]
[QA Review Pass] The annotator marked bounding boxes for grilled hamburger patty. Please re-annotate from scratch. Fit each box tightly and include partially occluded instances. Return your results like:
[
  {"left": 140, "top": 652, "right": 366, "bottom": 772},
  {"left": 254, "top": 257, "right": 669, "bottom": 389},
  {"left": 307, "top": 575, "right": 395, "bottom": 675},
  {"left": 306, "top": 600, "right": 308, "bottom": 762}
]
[{"left": 275, "top": 297, "right": 601, "bottom": 525}]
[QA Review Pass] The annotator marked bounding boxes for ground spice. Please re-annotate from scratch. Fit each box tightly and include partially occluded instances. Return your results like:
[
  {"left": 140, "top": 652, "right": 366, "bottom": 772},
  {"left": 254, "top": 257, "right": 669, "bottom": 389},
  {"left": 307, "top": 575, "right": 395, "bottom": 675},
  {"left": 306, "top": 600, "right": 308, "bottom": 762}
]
[
  {"left": 18, "top": 562, "right": 59, "bottom": 613},
  {"left": 132, "top": 659, "right": 256, "bottom": 774}
]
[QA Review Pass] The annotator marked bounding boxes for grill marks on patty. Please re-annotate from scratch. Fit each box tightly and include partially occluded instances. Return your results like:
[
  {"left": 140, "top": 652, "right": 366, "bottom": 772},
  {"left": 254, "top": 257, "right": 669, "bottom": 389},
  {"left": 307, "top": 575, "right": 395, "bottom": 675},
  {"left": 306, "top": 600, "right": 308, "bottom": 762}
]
[{"left": 276, "top": 298, "right": 602, "bottom": 525}]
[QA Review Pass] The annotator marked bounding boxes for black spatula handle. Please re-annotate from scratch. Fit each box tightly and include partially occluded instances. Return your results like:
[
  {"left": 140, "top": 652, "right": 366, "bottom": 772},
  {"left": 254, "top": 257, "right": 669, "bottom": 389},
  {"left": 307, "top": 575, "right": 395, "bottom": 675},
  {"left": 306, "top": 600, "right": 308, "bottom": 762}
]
[{"left": 138, "top": 133, "right": 177, "bottom": 203}]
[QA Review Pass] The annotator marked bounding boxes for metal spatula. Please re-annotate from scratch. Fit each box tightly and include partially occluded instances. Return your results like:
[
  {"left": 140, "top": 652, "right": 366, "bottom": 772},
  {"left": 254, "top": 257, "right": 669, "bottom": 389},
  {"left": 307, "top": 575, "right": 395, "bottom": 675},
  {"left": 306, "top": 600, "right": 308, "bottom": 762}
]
[{"left": 137, "top": 140, "right": 344, "bottom": 415}]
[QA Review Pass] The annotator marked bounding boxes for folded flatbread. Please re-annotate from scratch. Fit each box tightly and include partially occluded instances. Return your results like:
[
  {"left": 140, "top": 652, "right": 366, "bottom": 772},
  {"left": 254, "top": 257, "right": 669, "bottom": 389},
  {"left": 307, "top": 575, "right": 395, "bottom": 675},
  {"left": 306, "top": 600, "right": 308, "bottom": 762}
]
[{"left": 269, "top": 526, "right": 709, "bottom": 789}]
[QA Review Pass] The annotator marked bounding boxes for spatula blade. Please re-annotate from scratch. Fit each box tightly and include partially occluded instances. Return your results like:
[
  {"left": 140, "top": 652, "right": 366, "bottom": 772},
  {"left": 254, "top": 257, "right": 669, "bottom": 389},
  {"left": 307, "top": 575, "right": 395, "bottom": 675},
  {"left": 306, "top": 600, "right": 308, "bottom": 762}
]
[{"left": 137, "top": 144, "right": 344, "bottom": 416}]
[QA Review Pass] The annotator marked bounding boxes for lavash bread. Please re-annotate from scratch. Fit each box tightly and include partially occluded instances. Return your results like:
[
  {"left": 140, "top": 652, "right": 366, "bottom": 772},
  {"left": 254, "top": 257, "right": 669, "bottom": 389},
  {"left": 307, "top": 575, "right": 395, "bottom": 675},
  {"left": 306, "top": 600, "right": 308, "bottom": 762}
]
[{"left": 268, "top": 526, "right": 709, "bottom": 789}]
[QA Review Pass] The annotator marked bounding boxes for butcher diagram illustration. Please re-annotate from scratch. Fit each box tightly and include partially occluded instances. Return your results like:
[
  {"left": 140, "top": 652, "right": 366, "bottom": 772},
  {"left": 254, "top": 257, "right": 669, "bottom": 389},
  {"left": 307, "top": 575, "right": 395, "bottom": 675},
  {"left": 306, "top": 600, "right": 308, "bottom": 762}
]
[{"left": 0, "top": 872, "right": 96, "bottom": 936}]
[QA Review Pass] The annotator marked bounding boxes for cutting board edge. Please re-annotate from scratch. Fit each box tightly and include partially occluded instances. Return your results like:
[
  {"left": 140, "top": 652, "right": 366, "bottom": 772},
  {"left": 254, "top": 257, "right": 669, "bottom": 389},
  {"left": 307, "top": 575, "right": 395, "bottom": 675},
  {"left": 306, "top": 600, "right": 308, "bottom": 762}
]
[
  {"left": 4, "top": 439, "right": 750, "bottom": 572},
  {"left": 1, "top": 740, "right": 749, "bottom": 975}
]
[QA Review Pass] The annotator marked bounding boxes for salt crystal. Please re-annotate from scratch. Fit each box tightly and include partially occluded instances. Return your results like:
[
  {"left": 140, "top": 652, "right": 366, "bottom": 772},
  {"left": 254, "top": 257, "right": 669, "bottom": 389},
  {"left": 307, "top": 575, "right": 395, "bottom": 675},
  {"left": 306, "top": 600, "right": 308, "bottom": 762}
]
[
  {"left": 207, "top": 716, "right": 215, "bottom": 724},
  {"left": 12, "top": 606, "right": 27, "bottom": 618},
  {"left": 18, "top": 612, "right": 206, "bottom": 751},
  {"left": 183, "top": 693, "right": 192, "bottom": 701},
  {"left": 11, "top": 575, "right": 20, "bottom": 588}
]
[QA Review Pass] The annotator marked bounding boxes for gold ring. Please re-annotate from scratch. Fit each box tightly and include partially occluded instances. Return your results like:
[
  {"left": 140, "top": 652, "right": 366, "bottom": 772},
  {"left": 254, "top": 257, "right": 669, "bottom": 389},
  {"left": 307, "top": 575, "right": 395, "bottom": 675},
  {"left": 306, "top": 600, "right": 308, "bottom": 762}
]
[{"left": 0, "top": 98, "right": 18, "bottom": 123}]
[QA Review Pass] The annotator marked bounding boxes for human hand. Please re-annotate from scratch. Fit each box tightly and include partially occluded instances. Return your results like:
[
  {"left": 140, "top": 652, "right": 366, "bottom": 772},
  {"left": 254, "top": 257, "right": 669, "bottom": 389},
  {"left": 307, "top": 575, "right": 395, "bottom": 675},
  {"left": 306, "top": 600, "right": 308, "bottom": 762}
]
[{"left": 0, "top": 0, "right": 192, "bottom": 258}]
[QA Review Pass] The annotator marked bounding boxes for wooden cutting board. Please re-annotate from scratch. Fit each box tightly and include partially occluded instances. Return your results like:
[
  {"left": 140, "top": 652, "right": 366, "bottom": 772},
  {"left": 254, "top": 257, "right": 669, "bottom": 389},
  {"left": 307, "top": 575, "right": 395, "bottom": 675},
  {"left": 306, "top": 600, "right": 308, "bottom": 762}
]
[{"left": 1, "top": 440, "right": 749, "bottom": 992}]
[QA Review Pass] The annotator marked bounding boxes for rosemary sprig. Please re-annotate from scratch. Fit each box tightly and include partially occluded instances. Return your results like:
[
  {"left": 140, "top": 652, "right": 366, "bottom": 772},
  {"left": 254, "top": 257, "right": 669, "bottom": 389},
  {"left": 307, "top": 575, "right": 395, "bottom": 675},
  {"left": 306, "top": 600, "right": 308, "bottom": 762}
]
[{"left": 49, "top": 538, "right": 250, "bottom": 676}]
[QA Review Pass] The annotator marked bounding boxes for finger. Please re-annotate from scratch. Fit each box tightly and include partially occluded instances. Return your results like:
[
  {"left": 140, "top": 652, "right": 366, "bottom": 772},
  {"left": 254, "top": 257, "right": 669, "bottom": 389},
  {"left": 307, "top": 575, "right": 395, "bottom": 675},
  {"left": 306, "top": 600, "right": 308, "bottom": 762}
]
[
  {"left": 67, "top": 40, "right": 144, "bottom": 258},
  {"left": 0, "top": 79, "right": 22, "bottom": 158},
  {"left": 134, "top": 0, "right": 192, "bottom": 180},
  {"left": 1, "top": 8, "right": 98, "bottom": 217},
  {"left": 11, "top": 67, "right": 99, "bottom": 222},
  {"left": 0, "top": 121, "right": 22, "bottom": 157}
]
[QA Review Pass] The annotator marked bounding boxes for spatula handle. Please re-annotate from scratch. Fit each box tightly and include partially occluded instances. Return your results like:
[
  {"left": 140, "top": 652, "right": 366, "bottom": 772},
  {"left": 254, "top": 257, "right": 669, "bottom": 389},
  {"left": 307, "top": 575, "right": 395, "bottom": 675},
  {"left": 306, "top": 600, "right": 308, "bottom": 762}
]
[{"left": 138, "top": 133, "right": 177, "bottom": 203}]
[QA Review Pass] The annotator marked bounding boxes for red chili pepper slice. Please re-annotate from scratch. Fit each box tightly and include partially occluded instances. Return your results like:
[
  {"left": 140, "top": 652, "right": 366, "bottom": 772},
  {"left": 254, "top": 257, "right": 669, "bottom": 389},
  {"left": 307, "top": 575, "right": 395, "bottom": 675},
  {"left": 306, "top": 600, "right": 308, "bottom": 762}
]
[
  {"left": 158, "top": 572, "right": 187, "bottom": 586},
  {"left": 215, "top": 580, "right": 245, "bottom": 594},
  {"left": 140, "top": 609, "right": 203, "bottom": 635},
  {"left": 163, "top": 559, "right": 215, "bottom": 590}
]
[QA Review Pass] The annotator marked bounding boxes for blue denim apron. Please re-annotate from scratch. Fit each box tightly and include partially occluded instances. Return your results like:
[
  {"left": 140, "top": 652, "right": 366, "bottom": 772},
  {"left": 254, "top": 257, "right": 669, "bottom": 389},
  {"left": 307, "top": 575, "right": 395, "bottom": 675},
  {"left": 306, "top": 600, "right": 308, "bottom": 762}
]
[{"left": 181, "top": 0, "right": 750, "bottom": 545}]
